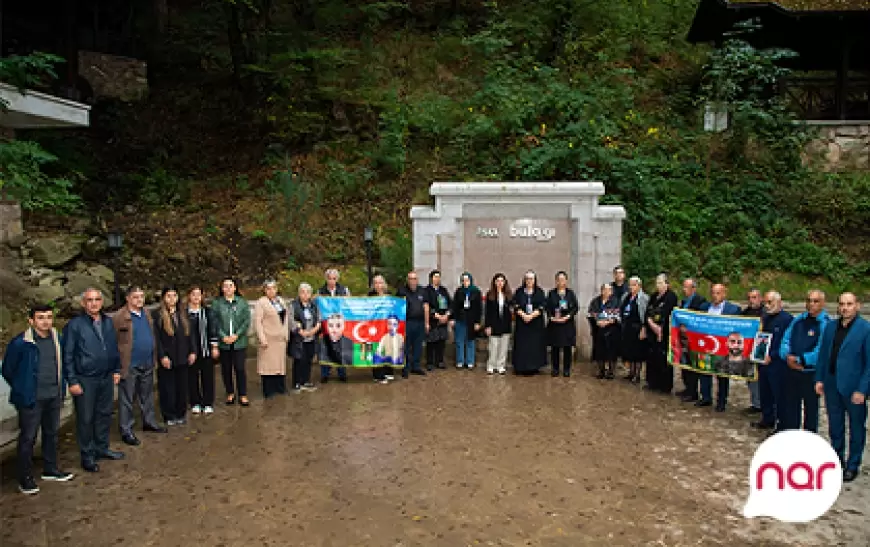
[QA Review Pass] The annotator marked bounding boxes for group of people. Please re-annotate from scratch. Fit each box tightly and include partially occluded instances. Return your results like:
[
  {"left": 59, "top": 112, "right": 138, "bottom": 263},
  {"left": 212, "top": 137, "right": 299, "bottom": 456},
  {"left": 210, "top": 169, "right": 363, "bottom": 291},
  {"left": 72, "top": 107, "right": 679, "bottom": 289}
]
[
  {"left": 2, "top": 265, "right": 868, "bottom": 497},
  {"left": 587, "top": 266, "right": 870, "bottom": 484}
]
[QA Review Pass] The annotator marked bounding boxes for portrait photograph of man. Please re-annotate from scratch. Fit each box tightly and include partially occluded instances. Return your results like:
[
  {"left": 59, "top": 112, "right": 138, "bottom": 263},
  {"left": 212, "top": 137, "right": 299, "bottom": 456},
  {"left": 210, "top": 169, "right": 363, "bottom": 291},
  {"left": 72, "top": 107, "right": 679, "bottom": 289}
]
[
  {"left": 375, "top": 315, "right": 404, "bottom": 365},
  {"left": 320, "top": 313, "right": 354, "bottom": 365}
]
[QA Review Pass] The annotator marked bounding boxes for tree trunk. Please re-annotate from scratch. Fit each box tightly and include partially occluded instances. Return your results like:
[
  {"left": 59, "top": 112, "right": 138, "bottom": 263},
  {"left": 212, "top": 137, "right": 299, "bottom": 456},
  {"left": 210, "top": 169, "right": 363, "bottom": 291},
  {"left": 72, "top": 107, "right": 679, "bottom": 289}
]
[
  {"left": 155, "top": 0, "right": 168, "bottom": 35},
  {"left": 226, "top": 3, "right": 247, "bottom": 83}
]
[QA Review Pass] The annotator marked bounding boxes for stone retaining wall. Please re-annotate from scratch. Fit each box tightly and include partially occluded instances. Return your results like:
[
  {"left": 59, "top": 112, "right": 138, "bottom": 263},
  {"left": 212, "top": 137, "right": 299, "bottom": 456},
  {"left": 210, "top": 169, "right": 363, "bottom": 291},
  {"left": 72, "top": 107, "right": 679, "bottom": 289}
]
[{"left": 804, "top": 121, "right": 870, "bottom": 170}]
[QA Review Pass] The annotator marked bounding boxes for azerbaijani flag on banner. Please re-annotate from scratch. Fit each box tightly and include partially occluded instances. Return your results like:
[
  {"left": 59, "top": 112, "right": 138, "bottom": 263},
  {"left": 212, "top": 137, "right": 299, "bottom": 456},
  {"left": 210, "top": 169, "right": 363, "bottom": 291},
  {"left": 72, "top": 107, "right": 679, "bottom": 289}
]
[
  {"left": 316, "top": 296, "right": 407, "bottom": 368},
  {"left": 668, "top": 309, "right": 761, "bottom": 380}
]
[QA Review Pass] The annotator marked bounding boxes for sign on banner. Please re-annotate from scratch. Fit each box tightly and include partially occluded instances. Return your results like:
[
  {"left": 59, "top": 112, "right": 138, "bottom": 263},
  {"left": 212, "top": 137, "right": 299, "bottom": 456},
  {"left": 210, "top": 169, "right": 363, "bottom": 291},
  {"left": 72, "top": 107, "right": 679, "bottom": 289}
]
[
  {"left": 316, "top": 296, "right": 407, "bottom": 368},
  {"left": 668, "top": 309, "right": 762, "bottom": 380}
]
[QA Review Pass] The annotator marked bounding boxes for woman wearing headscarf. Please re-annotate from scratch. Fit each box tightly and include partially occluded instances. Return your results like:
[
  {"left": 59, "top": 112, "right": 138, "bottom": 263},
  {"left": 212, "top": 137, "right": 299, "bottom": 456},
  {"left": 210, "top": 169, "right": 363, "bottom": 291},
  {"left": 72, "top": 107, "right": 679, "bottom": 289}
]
[
  {"left": 212, "top": 277, "right": 252, "bottom": 406},
  {"left": 619, "top": 276, "right": 649, "bottom": 384},
  {"left": 254, "top": 279, "right": 289, "bottom": 398},
  {"left": 645, "top": 273, "right": 678, "bottom": 394},
  {"left": 289, "top": 282, "right": 321, "bottom": 392},
  {"left": 587, "top": 283, "right": 620, "bottom": 379},
  {"left": 484, "top": 273, "right": 512, "bottom": 375},
  {"left": 451, "top": 272, "right": 482, "bottom": 369},
  {"left": 153, "top": 286, "right": 196, "bottom": 425},
  {"left": 368, "top": 275, "right": 393, "bottom": 383},
  {"left": 186, "top": 285, "right": 219, "bottom": 414},
  {"left": 546, "top": 271, "right": 580, "bottom": 377},
  {"left": 425, "top": 270, "right": 452, "bottom": 371},
  {"left": 512, "top": 270, "right": 548, "bottom": 375}
]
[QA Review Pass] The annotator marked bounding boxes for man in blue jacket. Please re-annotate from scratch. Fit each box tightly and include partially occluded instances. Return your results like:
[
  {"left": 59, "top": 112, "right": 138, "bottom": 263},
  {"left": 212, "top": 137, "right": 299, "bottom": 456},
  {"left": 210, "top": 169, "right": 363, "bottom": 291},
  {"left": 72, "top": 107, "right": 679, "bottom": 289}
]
[
  {"left": 780, "top": 290, "right": 830, "bottom": 432},
  {"left": 2, "top": 305, "right": 75, "bottom": 494},
  {"left": 753, "top": 291, "right": 793, "bottom": 433},
  {"left": 677, "top": 278, "right": 708, "bottom": 403},
  {"left": 62, "top": 288, "right": 124, "bottom": 472},
  {"left": 815, "top": 292, "right": 870, "bottom": 482},
  {"left": 698, "top": 284, "right": 742, "bottom": 411}
]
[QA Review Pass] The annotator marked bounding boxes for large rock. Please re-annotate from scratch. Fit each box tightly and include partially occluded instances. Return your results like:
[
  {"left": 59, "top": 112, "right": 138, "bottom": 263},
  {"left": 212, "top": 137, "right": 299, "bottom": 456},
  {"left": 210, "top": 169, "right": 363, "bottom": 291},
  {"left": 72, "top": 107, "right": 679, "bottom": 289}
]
[
  {"left": 29, "top": 236, "right": 86, "bottom": 268},
  {"left": 64, "top": 273, "right": 113, "bottom": 309},
  {"left": 81, "top": 236, "right": 108, "bottom": 260},
  {"left": 85, "top": 264, "right": 115, "bottom": 285},
  {"left": 24, "top": 285, "right": 65, "bottom": 304},
  {"left": 0, "top": 268, "right": 26, "bottom": 297}
]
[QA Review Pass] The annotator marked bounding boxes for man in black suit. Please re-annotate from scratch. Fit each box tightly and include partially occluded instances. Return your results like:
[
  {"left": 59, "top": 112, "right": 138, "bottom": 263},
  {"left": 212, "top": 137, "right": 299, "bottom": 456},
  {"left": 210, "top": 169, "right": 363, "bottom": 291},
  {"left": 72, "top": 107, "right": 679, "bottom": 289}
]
[
  {"left": 320, "top": 313, "right": 354, "bottom": 365},
  {"left": 677, "top": 278, "right": 708, "bottom": 402}
]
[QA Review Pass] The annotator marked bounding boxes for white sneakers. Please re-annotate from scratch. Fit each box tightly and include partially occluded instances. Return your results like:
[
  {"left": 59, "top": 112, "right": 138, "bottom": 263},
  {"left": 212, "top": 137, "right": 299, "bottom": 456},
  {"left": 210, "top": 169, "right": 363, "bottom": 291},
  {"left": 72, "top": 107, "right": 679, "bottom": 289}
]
[
  {"left": 203, "top": 406, "right": 214, "bottom": 414},
  {"left": 191, "top": 405, "right": 202, "bottom": 414},
  {"left": 385, "top": 374, "right": 395, "bottom": 381}
]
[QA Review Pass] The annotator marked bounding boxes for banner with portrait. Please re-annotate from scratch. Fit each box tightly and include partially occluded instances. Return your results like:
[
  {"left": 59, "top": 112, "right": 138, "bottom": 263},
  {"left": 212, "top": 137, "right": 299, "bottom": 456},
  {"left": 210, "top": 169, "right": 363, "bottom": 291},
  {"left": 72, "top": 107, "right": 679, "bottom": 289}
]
[
  {"left": 668, "top": 309, "right": 762, "bottom": 380},
  {"left": 316, "top": 296, "right": 407, "bottom": 368}
]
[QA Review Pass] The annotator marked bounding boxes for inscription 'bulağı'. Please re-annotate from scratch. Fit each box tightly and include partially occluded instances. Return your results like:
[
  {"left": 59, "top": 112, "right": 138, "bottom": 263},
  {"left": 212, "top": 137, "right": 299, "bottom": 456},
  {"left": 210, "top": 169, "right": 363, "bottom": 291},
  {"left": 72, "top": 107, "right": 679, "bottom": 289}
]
[{"left": 475, "top": 224, "right": 555, "bottom": 242}]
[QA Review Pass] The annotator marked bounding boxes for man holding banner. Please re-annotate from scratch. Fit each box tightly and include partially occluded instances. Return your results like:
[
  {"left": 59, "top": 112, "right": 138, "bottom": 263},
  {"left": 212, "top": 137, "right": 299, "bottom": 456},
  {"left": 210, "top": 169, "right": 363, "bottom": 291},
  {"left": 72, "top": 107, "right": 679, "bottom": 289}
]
[
  {"left": 677, "top": 278, "right": 707, "bottom": 403},
  {"left": 698, "top": 284, "right": 742, "bottom": 411},
  {"left": 669, "top": 291, "right": 760, "bottom": 413},
  {"left": 396, "top": 271, "right": 429, "bottom": 378}
]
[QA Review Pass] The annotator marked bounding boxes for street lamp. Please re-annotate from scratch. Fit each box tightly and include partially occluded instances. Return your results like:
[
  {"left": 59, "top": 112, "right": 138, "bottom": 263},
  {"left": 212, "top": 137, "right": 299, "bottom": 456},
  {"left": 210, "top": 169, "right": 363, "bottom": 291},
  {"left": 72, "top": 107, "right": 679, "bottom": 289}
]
[
  {"left": 364, "top": 226, "right": 374, "bottom": 288},
  {"left": 107, "top": 231, "right": 124, "bottom": 309}
]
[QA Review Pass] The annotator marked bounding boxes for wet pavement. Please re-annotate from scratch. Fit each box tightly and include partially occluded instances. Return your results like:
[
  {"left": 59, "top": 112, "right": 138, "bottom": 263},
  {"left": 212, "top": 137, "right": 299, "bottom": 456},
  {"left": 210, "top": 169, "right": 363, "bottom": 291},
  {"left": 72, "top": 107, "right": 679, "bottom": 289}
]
[{"left": 1, "top": 356, "right": 869, "bottom": 547}]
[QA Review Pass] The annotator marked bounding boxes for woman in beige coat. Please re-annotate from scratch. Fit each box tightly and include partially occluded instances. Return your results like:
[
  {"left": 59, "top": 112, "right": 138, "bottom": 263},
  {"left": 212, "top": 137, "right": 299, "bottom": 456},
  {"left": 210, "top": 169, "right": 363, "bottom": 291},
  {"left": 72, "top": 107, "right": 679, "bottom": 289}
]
[{"left": 255, "top": 279, "right": 289, "bottom": 398}]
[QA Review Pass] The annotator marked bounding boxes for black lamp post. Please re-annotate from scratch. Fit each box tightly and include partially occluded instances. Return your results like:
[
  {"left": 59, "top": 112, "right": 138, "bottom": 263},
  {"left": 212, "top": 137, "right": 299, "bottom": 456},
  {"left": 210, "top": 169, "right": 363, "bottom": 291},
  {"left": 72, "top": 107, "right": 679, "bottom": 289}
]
[
  {"left": 364, "top": 226, "right": 374, "bottom": 288},
  {"left": 107, "top": 231, "right": 124, "bottom": 309}
]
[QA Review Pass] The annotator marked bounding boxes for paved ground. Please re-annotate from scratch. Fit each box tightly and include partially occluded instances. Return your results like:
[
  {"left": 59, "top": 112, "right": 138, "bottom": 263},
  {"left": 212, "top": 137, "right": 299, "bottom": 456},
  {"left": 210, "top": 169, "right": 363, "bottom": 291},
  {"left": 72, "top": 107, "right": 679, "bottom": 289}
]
[{"left": 1, "top": 357, "right": 868, "bottom": 547}]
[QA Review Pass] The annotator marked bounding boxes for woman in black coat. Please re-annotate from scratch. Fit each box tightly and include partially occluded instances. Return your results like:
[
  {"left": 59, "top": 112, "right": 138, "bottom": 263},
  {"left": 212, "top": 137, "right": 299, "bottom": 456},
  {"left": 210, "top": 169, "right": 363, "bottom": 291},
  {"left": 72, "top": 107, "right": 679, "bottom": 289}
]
[
  {"left": 512, "top": 270, "right": 548, "bottom": 375},
  {"left": 451, "top": 272, "right": 482, "bottom": 369},
  {"left": 425, "top": 269, "right": 452, "bottom": 370},
  {"left": 153, "top": 286, "right": 196, "bottom": 426},
  {"left": 186, "top": 285, "right": 219, "bottom": 414},
  {"left": 484, "top": 273, "right": 513, "bottom": 375},
  {"left": 546, "top": 271, "right": 579, "bottom": 377},
  {"left": 645, "top": 274, "right": 678, "bottom": 394},
  {"left": 587, "top": 283, "right": 620, "bottom": 379}
]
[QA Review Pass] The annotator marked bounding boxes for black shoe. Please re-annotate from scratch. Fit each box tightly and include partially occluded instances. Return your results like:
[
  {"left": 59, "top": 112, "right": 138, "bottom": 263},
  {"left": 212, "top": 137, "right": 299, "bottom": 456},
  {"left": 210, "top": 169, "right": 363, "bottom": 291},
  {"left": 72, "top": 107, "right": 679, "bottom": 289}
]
[
  {"left": 81, "top": 460, "right": 100, "bottom": 473},
  {"left": 695, "top": 400, "right": 712, "bottom": 407},
  {"left": 121, "top": 433, "right": 141, "bottom": 446},
  {"left": 751, "top": 421, "right": 774, "bottom": 430},
  {"left": 715, "top": 403, "right": 726, "bottom": 412},
  {"left": 42, "top": 469, "right": 74, "bottom": 482},
  {"left": 97, "top": 449, "right": 125, "bottom": 461},
  {"left": 596, "top": 370, "right": 606, "bottom": 379},
  {"left": 143, "top": 424, "right": 168, "bottom": 433},
  {"left": 744, "top": 406, "right": 762, "bottom": 414},
  {"left": 605, "top": 371, "right": 614, "bottom": 380},
  {"left": 427, "top": 366, "right": 433, "bottom": 371},
  {"left": 681, "top": 394, "right": 699, "bottom": 403},
  {"left": 436, "top": 363, "right": 446, "bottom": 369},
  {"left": 675, "top": 389, "right": 688, "bottom": 397},
  {"left": 321, "top": 376, "right": 329, "bottom": 384},
  {"left": 411, "top": 369, "right": 426, "bottom": 376},
  {"left": 18, "top": 476, "right": 39, "bottom": 495},
  {"left": 844, "top": 469, "right": 859, "bottom": 482},
  {"left": 401, "top": 370, "right": 409, "bottom": 378},
  {"left": 339, "top": 376, "right": 348, "bottom": 383}
]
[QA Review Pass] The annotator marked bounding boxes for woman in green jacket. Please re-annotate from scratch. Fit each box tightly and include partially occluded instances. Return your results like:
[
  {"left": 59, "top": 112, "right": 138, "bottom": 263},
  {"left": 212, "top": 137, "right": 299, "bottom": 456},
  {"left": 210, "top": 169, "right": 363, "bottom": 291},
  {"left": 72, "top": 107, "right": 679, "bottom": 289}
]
[{"left": 212, "top": 277, "right": 252, "bottom": 406}]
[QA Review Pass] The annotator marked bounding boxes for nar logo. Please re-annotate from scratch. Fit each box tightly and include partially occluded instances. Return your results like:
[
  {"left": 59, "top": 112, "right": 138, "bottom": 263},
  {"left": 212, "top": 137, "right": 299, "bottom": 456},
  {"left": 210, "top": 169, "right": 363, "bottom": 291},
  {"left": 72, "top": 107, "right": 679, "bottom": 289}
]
[{"left": 743, "top": 430, "right": 842, "bottom": 523}]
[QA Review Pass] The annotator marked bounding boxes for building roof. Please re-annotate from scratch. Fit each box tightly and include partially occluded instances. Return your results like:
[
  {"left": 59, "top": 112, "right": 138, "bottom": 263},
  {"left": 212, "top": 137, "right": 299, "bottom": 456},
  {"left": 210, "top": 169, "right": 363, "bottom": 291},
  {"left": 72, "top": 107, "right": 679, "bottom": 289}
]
[
  {"left": 688, "top": 0, "right": 870, "bottom": 70},
  {"left": 728, "top": 1, "right": 870, "bottom": 11}
]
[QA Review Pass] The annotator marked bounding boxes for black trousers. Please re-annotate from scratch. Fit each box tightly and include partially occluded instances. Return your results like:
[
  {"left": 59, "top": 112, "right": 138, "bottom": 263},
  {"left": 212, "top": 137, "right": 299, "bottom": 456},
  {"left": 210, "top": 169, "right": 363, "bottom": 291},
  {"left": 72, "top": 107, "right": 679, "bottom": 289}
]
[
  {"left": 681, "top": 369, "right": 698, "bottom": 398},
  {"left": 158, "top": 365, "right": 189, "bottom": 421},
  {"left": 783, "top": 368, "right": 820, "bottom": 432},
  {"left": 647, "top": 343, "right": 674, "bottom": 393},
  {"left": 189, "top": 356, "right": 215, "bottom": 407},
  {"left": 17, "top": 396, "right": 61, "bottom": 481},
  {"left": 73, "top": 374, "right": 113, "bottom": 463},
  {"left": 220, "top": 347, "right": 247, "bottom": 397},
  {"left": 426, "top": 340, "right": 446, "bottom": 370},
  {"left": 262, "top": 375, "right": 287, "bottom": 398},
  {"left": 293, "top": 341, "right": 315, "bottom": 387},
  {"left": 550, "top": 346, "right": 573, "bottom": 375}
]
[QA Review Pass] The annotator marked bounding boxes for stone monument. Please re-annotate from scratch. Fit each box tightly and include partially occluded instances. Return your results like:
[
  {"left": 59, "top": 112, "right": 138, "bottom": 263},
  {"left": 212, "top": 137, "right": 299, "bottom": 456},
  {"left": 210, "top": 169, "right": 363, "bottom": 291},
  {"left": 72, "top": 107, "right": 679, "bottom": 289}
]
[{"left": 410, "top": 182, "right": 626, "bottom": 358}]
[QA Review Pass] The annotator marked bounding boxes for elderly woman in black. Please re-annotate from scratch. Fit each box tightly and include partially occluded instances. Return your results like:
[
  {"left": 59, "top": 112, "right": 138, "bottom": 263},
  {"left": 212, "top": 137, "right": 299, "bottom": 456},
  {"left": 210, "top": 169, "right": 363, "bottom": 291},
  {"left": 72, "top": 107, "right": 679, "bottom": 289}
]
[
  {"left": 619, "top": 276, "right": 649, "bottom": 384},
  {"left": 153, "top": 287, "right": 196, "bottom": 426},
  {"left": 546, "top": 271, "right": 579, "bottom": 377},
  {"left": 645, "top": 273, "right": 678, "bottom": 394},
  {"left": 425, "top": 270, "right": 451, "bottom": 371},
  {"left": 588, "top": 283, "right": 620, "bottom": 379},
  {"left": 512, "top": 270, "right": 548, "bottom": 376}
]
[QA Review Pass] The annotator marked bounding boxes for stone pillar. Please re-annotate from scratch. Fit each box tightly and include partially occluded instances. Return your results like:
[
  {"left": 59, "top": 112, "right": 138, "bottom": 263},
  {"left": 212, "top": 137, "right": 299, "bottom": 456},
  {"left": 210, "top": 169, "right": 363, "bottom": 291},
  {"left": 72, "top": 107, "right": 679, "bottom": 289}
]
[{"left": 410, "top": 182, "right": 626, "bottom": 359}]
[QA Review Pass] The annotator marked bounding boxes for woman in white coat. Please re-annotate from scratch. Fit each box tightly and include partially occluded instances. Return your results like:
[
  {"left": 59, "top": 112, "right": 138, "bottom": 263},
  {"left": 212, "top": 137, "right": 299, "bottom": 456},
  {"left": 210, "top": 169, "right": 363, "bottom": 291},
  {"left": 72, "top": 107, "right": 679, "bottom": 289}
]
[{"left": 254, "top": 279, "right": 289, "bottom": 398}]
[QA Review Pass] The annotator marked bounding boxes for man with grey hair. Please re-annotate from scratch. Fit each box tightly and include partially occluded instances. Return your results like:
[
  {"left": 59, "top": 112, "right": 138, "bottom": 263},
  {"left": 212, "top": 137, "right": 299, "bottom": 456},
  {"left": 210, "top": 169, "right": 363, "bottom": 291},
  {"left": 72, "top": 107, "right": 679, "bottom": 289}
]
[
  {"left": 318, "top": 269, "right": 350, "bottom": 383},
  {"left": 677, "top": 278, "right": 707, "bottom": 402},
  {"left": 62, "top": 288, "right": 124, "bottom": 472},
  {"left": 753, "top": 291, "right": 793, "bottom": 432},
  {"left": 780, "top": 289, "right": 830, "bottom": 432}
]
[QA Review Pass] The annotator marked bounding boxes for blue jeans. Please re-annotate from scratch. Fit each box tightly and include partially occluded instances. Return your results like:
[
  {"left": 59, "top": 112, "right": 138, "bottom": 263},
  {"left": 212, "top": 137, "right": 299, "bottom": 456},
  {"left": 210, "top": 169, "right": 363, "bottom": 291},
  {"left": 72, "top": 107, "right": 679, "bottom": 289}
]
[
  {"left": 454, "top": 321, "right": 476, "bottom": 366},
  {"left": 824, "top": 385, "right": 868, "bottom": 472},
  {"left": 699, "top": 374, "right": 730, "bottom": 406},
  {"left": 760, "top": 359, "right": 788, "bottom": 429},
  {"left": 404, "top": 319, "right": 425, "bottom": 373},
  {"left": 320, "top": 363, "right": 347, "bottom": 380}
]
